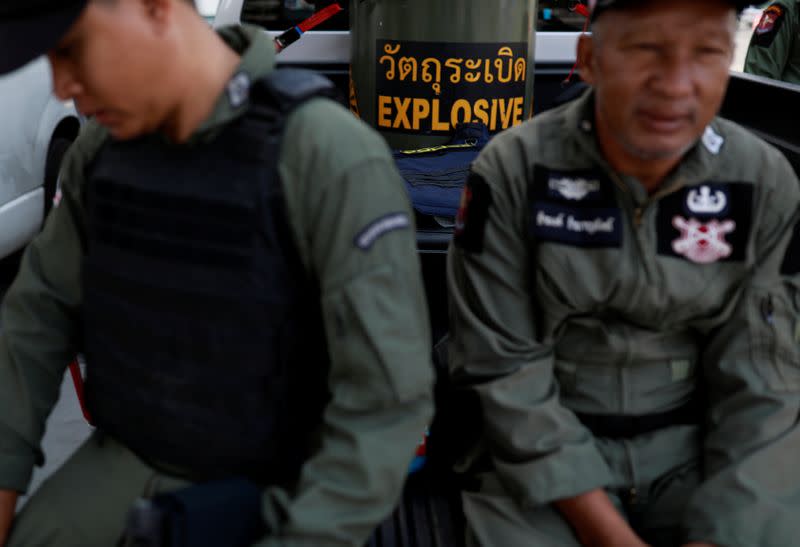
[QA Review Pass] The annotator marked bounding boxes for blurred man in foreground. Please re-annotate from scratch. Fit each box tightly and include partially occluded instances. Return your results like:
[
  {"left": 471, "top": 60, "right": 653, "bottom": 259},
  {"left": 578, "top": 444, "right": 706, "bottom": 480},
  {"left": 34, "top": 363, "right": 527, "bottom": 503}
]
[{"left": 0, "top": 0, "right": 434, "bottom": 545}]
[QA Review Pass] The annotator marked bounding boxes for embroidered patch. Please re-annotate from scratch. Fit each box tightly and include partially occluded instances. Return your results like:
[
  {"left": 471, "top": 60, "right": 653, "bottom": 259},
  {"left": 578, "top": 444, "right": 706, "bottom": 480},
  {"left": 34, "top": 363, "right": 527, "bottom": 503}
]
[
  {"left": 529, "top": 166, "right": 622, "bottom": 248},
  {"left": 686, "top": 185, "right": 728, "bottom": 215},
  {"left": 781, "top": 222, "right": 800, "bottom": 275},
  {"left": 548, "top": 176, "right": 601, "bottom": 201},
  {"left": 537, "top": 168, "right": 613, "bottom": 204},
  {"left": 354, "top": 212, "right": 411, "bottom": 250},
  {"left": 454, "top": 173, "right": 493, "bottom": 253},
  {"left": 227, "top": 72, "right": 251, "bottom": 108},
  {"left": 701, "top": 126, "right": 724, "bottom": 155},
  {"left": 657, "top": 183, "right": 752, "bottom": 263},
  {"left": 671, "top": 217, "right": 736, "bottom": 264},
  {"left": 544, "top": 170, "right": 606, "bottom": 203},
  {"left": 751, "top": 4, "right": 786, "bottom": 47},
  {"left": 532, "top": 203, "right": 622, "bottom": 248}
]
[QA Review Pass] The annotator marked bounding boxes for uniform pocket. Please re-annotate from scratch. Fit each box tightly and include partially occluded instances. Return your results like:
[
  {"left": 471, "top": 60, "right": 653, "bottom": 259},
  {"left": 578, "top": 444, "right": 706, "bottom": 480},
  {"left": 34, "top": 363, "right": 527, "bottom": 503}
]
[
  {"left": 322, "top": 265, "right": 435, "bottom": 407},
  {"left": 749, "top": 288, "right": 800, "bottom": 392}
]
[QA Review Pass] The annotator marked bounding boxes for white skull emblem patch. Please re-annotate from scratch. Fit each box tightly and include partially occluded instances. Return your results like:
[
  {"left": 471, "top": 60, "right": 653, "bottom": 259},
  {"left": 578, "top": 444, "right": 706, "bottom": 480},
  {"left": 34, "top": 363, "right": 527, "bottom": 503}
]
[{"left": 671, "top": 216, "right": 736, "bottom": 264}]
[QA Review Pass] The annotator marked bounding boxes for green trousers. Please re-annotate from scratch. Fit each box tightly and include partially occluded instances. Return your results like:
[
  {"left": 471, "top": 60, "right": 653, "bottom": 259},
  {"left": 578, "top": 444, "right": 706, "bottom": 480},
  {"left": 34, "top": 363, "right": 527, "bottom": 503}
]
[
  {"left": 8, "top": 431, "right": 192, "bottom": 547},
  {"left": 462, "top": 425, "right": 702, "bottom": 547}
]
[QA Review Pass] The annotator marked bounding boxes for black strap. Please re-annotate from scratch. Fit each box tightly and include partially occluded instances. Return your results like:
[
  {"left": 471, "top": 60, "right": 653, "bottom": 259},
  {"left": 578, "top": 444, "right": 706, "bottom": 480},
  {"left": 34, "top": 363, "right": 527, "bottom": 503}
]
[
  {"left": 250, "top": 68, "right": 339, "bottom": 116},
  {"left": 575, "top": 397, "right": 701, "bottom": 439}
]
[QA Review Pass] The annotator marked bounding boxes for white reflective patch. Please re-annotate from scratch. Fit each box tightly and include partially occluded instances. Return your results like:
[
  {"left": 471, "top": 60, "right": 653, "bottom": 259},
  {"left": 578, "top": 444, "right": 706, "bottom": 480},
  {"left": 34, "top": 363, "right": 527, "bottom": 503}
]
[
  {"left": 354, "top": 212, "right": 411, "bottom": 250},
  {"left": 687, "top": 185, "right": 727, "bottom": 215},
  {"left": 548, "top": 177, "right": 601, "bottom": 201},
  {"left": 702, "top": 126, "right": 724, "bottom": 155},
  {"left": 227, "top": 72, "right": 251, "bottom": 108}
]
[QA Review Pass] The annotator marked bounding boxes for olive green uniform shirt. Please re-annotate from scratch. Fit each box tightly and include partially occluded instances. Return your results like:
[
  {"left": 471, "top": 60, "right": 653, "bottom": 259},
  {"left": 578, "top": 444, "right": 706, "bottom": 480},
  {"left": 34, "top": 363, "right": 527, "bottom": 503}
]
[
  {"left": 448, "top": 91, "right": 800, "bottom": 546},
  {"left": 744, "top": 0, "right": 800, "bottom": 84},
  {"left": 0, "top": 25, "right": 434, "bottom": 547}
]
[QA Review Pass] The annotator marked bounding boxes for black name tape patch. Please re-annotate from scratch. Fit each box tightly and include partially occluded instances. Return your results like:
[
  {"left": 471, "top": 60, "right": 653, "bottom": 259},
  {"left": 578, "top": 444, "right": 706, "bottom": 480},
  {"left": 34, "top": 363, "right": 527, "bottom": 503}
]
[
  {"left": 454, "top": 173, "right": 493, "bottom": 253},
  {"left": 354, "top": 212, "right": 411, "bottom": 250},
  {"left": 781, "top": 221, "right": 800, "bottom": 275},
  {"left": 751, "top": 4, "right": 786, "bottom": 48},
  {"left": 529, "top": 167, "right": 623, "bottom": 249},
  {"left": 656, "top": 182, "right": 753, "bottom": 264}
]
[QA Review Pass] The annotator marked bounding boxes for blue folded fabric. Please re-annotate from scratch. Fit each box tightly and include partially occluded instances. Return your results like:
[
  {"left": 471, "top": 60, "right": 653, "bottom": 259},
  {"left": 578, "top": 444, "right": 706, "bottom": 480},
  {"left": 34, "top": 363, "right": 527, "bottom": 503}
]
[{"left": 394, "top": 122, "right": 491, "bottom": 218}]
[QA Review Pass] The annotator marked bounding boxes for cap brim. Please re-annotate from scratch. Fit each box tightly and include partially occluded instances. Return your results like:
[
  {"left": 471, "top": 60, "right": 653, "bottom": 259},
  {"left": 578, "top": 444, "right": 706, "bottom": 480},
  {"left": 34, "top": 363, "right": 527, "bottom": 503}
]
[
  {"left": 592, "top": 0, "right": 753, "bottom": 22},
  {"left": 0, "top": 1, "right": 87, "bottom": 75}
]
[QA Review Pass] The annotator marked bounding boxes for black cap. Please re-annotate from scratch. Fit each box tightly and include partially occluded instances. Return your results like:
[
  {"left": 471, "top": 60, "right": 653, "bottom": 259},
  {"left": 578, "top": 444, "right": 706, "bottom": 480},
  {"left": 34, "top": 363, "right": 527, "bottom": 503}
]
[
  {"left": 591, "top": 0, "right": 753, "bottom": 21},
  {"left": 0, "top": 0, "right": 88, "bottom": 75}
]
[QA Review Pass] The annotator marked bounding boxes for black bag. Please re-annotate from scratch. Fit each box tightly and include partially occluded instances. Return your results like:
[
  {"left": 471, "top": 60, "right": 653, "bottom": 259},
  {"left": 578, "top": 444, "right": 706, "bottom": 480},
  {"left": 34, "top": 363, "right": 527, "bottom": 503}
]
[{"left": 121, "top": 478, "right": 266, "bottom": 547}]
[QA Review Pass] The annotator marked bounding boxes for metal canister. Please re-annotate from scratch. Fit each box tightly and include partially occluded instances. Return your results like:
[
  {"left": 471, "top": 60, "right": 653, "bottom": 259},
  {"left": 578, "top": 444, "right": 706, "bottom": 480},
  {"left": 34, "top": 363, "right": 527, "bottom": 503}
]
[{"left": 350, "top": 0, "right": 537, "bottom": 149}]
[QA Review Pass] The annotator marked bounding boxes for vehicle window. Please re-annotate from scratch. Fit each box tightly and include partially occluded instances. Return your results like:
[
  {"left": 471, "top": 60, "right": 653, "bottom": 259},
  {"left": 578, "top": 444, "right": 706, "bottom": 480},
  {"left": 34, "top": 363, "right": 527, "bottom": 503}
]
[
  {"left": 537, "top": 1, "right": 588, "bottom": 32},
  {"left": 197, "top": 0, "right": 221, "bottom": 21},
  {"left": 241, "top": 0, "right": 349, "bottom": 31},
  {"left": 241, "top": 0, "right": 589, "bottom": 33}
]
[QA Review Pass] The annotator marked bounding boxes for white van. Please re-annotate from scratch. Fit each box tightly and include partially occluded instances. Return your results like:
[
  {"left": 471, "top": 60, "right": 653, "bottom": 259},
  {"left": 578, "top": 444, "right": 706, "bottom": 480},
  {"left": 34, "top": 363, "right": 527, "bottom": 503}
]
[
  {"left": 213, "top": 0, "right": 580, "bottom": 65},
  {"left": 0, "top": 57, "right": 81, "bottom": 260}
]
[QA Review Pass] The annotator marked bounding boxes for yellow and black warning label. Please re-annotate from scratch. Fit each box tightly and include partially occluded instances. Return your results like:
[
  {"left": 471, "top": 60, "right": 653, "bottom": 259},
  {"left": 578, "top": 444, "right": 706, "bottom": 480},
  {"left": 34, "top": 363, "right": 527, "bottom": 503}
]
[{"left": 376, "top": 40, "right": 527, "bottom": 135}]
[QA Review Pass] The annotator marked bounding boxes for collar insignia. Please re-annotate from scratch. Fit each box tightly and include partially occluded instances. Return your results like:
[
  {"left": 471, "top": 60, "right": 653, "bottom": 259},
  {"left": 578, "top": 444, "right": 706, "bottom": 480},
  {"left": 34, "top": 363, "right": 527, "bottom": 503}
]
[
  {"left": 701, "top": 126, "right": 724, "bottom": 155},
  {"left": 227, "top": 72, "right": 251, "bottom": 109}
]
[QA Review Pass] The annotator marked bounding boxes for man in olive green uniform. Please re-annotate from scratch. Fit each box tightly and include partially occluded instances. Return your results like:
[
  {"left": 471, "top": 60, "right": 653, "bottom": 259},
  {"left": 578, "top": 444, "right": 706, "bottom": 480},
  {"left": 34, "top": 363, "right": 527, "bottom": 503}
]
[
  {"left": 449, "top": 0, "right": 800, "bottom": 546},
  {"left": 744, "top": 1, "right": 800, "bottom": 84},
  {"left": 0, "top": 1, "right": 434, "bottom": 545}
]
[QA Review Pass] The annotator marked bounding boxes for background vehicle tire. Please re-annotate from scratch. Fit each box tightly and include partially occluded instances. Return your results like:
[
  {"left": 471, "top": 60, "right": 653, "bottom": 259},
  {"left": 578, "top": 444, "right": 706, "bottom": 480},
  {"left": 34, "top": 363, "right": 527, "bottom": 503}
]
[{"left": 43, "top": 136, "right": 72, "bottom": 218}]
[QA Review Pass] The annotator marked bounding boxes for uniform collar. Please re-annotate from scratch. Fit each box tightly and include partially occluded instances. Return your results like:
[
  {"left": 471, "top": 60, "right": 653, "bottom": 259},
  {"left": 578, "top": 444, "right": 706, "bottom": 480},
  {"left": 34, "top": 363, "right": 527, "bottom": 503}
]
[
  {"left": 191, "top": 24, "right": 276, "bottom": 141},
  {"left": 565, "top": 88, "right": 723, "bottom": 201}
]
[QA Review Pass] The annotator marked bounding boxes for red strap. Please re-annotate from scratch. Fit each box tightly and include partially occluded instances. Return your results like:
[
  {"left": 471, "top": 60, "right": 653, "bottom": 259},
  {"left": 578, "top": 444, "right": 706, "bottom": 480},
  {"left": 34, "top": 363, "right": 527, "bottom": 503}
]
[
  {"left": 68, "top": 359, "right": 93, "bottom": 425},
  {"left": 297, "top": 3, "right": 343, "bottom": 33},
  {"left": 562, "top": 16, "right": 591, "bottom": 85}
]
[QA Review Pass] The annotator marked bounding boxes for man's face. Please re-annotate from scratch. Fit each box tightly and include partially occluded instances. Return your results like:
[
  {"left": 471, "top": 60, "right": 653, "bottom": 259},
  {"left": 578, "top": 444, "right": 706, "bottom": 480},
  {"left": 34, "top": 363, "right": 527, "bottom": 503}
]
[
  {"left": 48, "top": 0, "right": 174, "bottom": 140},
  {"left": 579, "top": 0, "right": 736, "bottom": 162}
]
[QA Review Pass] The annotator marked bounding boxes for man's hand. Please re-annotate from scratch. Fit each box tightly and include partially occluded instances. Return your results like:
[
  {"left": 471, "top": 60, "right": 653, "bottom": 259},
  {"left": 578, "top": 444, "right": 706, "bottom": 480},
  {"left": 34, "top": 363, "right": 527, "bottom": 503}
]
[
  {"left": 0, "top": 489, "right": 18, "bottom": 546},
  {"left": 555, "top": 489, "right": 650, "bottom": 547}
]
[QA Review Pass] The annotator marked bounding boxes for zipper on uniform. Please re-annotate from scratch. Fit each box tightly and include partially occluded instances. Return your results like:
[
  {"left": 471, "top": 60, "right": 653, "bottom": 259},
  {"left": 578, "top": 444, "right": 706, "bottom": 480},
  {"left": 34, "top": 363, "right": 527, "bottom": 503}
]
[{"left": 633, "top": 207, "right": 644, "bottom": 228}]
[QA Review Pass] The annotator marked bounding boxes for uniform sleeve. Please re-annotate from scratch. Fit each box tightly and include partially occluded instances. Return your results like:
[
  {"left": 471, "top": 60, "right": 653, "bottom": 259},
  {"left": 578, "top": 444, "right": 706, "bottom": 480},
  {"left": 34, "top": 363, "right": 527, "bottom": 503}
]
[
  {"left": 258, "top": 100, "right": 435, "bottom": 547},
  {"left": 446, "top": 139, "right": 613, "bottom": 508},
  {"left": 684, "top": 155, "right": 800, "bottom": 546},
  {"left": 744, "top": 2, "right": 797, "bottom": 81},
  {"left": 0, "top": 126, "right": 96, "bottom": 493}
]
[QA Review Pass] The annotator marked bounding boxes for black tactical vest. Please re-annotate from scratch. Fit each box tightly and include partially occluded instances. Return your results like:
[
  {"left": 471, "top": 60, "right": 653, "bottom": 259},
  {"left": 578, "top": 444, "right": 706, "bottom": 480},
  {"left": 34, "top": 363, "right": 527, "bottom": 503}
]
[{"left": 83, "top": 70, "right": 336, "bottom": 485}]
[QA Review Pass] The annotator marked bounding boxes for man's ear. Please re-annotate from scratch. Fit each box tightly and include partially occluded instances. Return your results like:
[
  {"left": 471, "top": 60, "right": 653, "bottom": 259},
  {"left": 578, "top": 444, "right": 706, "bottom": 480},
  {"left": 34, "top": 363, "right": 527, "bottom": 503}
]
[{"left": 577, "top": 33, "right": 596, "bottom": 86}]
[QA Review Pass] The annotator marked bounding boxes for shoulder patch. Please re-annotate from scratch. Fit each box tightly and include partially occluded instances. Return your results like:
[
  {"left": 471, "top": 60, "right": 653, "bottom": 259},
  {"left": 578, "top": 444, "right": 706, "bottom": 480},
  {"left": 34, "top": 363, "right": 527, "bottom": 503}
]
[
  {"left": 453, "top": 173, "right": 493, "bottom": 253},
  {"left": 751, "top": 4, "right": 787, "bottom": 48},
  {"left": 781, "top": 221, "right": 800, "bottom": 275},
  {"left": 354, "top": 212, "right": 411, "bottom": 250},
  {"left": 529, "top": 167, "right": 623, "bottom": 249}
]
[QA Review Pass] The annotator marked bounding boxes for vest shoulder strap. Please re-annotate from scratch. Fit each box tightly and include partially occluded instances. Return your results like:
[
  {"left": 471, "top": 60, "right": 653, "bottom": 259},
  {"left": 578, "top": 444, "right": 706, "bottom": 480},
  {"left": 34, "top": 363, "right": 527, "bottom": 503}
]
[{"left": 249, "top": 68, "right": 339, "bottom": 115}]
